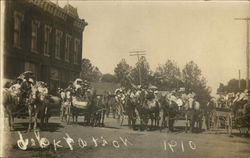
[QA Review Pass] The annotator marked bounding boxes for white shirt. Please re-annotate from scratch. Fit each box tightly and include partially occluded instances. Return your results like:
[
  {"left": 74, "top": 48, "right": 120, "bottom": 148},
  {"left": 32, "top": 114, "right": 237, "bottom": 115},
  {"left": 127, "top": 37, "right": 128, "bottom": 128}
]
[
  {"left": 176, "top": 98, "right": 183, "bottom": 107},
  {"left": 38, "top": 87, "right": 48, "bottom": 95}
]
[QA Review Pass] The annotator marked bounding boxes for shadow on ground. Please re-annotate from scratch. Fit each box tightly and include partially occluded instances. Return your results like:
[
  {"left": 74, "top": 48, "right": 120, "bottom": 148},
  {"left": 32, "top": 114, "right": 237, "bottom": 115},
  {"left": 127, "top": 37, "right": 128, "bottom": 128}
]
[{"left": 13, "top": 122, "right": 63, "bottom": 132}]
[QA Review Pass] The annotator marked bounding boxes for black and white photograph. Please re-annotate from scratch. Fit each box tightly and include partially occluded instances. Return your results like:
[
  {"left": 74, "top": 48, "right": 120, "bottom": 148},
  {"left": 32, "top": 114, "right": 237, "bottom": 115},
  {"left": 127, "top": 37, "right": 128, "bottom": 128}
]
[{"left": 0, "top": 0, "right": 250, "bottom": 158}]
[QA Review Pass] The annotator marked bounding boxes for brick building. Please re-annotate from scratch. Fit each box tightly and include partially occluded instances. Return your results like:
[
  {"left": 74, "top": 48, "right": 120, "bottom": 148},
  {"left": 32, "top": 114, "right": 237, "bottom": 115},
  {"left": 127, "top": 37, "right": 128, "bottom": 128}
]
[{"left": 3, "top": 0, "right": 87, "bottom": 93}]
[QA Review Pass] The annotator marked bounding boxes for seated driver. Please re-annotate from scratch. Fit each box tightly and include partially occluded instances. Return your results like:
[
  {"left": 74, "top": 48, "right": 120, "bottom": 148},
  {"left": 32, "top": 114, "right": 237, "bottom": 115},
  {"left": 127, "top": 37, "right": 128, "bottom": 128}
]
[{"left": 20, "top": 76, "right": 34, "bottom": 106}]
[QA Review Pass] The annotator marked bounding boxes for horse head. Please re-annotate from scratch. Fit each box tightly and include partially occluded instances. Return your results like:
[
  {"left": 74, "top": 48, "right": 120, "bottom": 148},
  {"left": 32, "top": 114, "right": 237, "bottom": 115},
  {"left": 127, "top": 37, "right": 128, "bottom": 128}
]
[{"left": 31, "top": 82, "right": 48, "bottom": 103}]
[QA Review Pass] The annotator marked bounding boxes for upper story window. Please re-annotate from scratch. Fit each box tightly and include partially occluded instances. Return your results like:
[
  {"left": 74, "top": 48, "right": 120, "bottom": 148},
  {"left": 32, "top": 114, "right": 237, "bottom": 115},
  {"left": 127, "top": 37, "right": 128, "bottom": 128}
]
[
  {"left": 44, "top": 24, "right": 52, "bottom": 56},
  {"left": 65, "top": 34, "right": 72, "bottom": 62},
  {"left": 73, "top": 38, "right": 80, "bottom": 64},
  {"left": 31, "top": 20, "right": 40, "bottom": 53},
  {"left": 55, "top": 29, "right": 63, "bottom": 60},
  {"left": 13, "top": 11, "right": 24, "bottom": 48}
]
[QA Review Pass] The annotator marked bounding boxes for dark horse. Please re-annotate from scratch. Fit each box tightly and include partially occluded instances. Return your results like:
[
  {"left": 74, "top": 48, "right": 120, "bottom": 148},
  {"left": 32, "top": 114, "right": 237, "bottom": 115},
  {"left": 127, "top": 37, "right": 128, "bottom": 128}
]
[
  {"left": 89, "top": 95, "right": 106, "bottom": 127},
  {"left": 138, "top": 91, "right": 160, "bottom": 131}
]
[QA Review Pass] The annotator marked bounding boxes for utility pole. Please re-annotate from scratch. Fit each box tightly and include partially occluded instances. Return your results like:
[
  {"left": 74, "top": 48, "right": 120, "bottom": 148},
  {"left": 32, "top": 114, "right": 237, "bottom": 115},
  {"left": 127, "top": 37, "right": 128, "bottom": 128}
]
[
  {"left": 239, "top": 69, "right": 241, "bottom": 90},
  {"left": 235, "top": 17, "right": 250, "bottom": 90},
  {"left": 129, "top": 50, "right": 146, "bottom": 86}
]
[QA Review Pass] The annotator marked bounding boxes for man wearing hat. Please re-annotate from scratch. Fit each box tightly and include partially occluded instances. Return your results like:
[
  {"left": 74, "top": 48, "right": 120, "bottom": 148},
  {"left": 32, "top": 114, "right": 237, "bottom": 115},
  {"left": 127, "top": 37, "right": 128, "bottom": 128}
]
[{"left": 19, "top": 76, "right": 34, "bottom": 106}]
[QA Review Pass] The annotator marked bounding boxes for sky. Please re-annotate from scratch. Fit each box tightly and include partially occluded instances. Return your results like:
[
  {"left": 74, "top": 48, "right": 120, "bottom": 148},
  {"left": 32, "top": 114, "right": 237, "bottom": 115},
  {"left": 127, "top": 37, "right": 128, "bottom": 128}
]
[{"left": 56, "top": 0, "right": 250, "bottom": 95}]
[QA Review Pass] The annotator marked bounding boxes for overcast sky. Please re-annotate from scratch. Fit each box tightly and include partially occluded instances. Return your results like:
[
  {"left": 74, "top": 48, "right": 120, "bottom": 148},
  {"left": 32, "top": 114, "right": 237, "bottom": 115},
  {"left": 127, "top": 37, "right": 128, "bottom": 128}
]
[{"left": 57, "top": 0, "right": 249, "bottom": 95}]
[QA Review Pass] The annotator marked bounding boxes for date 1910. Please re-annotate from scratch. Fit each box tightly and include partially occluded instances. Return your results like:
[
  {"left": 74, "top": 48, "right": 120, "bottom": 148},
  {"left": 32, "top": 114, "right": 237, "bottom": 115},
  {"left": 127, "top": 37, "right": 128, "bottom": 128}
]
[{"left": 163, "top": 140, "right": 196, "bottom": 152}]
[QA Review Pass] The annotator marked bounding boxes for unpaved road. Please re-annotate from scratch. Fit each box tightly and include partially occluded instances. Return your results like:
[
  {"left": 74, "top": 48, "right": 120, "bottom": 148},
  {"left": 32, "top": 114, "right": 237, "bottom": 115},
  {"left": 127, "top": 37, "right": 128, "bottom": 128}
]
[{"left": 1, "top": 116, "right": 250, "bottom": 158}]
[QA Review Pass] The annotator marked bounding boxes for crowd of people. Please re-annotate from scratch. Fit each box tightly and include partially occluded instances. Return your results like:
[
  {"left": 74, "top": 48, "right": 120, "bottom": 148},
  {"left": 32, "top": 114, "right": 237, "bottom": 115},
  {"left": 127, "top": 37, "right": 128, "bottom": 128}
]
[
  {"left": 58, "top": 79, "right": 92, "bottom": 100},
  {"left": 216, "top": 90, "right": 249, "bottom": 108},
  {"left": 113, "top": 85, "right": 199, "bottom": 111}
]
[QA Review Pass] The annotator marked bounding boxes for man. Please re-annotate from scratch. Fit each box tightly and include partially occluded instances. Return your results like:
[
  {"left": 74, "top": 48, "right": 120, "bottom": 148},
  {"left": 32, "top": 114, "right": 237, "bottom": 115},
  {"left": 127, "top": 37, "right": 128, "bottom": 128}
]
[
  {"left": 204, "top": 98, "right": 216, "bottom": 130},
  {"left": 115, "top": 89, "right": 125, "bottom": 118},
  {"left": 20, "top": 76, "right": 34, "bottom": 106}
]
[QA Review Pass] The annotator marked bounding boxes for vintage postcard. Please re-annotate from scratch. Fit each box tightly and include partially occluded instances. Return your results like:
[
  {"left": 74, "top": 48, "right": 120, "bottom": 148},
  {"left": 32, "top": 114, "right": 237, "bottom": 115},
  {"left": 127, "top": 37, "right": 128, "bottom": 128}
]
[{"left": 0, "top": 0, "right": 250, "bottom": 158}]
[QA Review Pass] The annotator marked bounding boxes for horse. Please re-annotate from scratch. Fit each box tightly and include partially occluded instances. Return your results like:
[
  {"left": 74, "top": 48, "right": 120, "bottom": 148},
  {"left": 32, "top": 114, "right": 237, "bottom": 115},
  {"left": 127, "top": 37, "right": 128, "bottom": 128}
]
[
  {"left": 59, "top": 90, "right": 71, "bottom": 123},
  {"left": 27, "top": 81, "right": 48, "bottom": 131},
  {"left": 160, "top": 96, "right": 179, "bottom": 132},
  {"left": 89, "top": 95, "right": 106, "bottom": 127},
  {"left": 122, "top": 93, "right": 139, "bottom": 130},
  {"left": 103, "top": 93, "right": 116, "bottom": 118},
  {"left": 2, "top": 88, "right": 21, "bottom": 131},
  {"left": 139, "top": 90, "right": 160, "bottom": 131},
  {"left": 115, "top": 95, "right": 127, "bottom": 126},
  {"left": 184, "top": 99, "right": 203, "bottom": 133}
]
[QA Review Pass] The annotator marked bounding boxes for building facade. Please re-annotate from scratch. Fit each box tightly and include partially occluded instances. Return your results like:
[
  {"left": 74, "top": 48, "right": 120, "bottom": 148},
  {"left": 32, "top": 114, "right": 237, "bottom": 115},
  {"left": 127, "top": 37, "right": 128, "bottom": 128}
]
[{"left": 4, "top": 0, "right": 87, "bottom": 93}]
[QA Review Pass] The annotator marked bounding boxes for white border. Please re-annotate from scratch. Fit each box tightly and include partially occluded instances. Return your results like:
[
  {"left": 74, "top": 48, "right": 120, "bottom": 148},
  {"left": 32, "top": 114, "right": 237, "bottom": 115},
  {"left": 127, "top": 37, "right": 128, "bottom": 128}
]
[{"left": 0, "top": 0, "right": 5, "bottom": 157}]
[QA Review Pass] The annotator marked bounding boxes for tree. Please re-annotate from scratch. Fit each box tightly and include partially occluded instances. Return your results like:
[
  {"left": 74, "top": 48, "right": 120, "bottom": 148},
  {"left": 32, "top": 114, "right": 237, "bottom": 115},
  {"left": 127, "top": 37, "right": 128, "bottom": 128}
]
[
  {"left": 80, "top": 58, "right": 102, "bottom": 82},
  {"left": 101, "top": 73, "right": 117, "bottom": 83},
  {"left": 154, "top": 59, "right": 181, "bottom": 90},
  {"left": 91, "top": 67, "right": 102, "bottom": 82},
  {"left": 217, "top": 83, "right": 227, "bottom": 94},
  {"left": 182, "top": 61, "right": 211, "bottom": 105},
  {"left": 131, "top": 56, "right": 152, "bottom": 86},
  {"left": 114, "top": 59, "right": 132, "bottom": 87}
]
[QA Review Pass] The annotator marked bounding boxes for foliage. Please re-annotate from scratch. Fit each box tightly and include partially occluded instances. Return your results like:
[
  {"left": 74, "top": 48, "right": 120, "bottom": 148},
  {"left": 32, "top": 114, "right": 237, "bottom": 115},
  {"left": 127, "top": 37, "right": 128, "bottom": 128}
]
[
  {"left": 101, "top": 73, "right": 117, "bottom": 83},
  {"left": 154, "top": 59, "right": 181, "bottom": 90},
  {"left": 114, "top": 59, "right": 132, "bottom": 88},
  {"left": 130, "top": 56, "right": 152, "bottom": 86},
  {"left": 80, "top": 58, "right": 102, "bottom": 82},
  {"left": 182, "top": 61, "right": 211, "bottom": 105}
]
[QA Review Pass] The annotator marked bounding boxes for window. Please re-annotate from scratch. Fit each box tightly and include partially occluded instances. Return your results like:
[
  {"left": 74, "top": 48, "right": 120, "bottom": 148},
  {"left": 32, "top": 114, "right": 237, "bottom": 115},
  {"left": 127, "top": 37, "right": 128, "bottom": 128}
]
[
  {"left": 65, "top": 34, "right": 72, "bottom": 62},
  {"left": 44, "top": 25, "right": 52, "bottom": 56},
  {"left": 31, "top": 20, "right": 40, "bottom": 52},
  {"left": 55, "top": 29, "right": 63, "bottom": 59},
  {"left": 13, "top": 11, "right": 23, "bottom": 47},
  {"left": 73, "top": 38, "right": 80, "bottom": 64},
  {"left": 24, "top": 62, "right": 37, "bottom": 79}
]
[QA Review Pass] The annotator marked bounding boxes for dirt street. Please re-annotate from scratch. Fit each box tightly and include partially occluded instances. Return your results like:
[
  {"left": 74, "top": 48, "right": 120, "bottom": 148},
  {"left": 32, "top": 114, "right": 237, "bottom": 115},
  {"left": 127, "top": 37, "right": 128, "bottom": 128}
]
[{"left": 1, "top": 116, "right": 250, "bottom": 158}]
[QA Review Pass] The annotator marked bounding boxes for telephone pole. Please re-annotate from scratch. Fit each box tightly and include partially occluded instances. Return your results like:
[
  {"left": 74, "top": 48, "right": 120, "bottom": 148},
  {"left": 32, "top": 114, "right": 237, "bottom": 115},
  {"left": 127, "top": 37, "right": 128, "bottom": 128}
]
[
  {"left": 239, "top": 69, "right": 241, "bottom": 90},
  {"left": 235, "top": 17, "right": 250, "bottom": 90},
  {"left": 129, "top": 50, "right": 146, "bottom": 86}
]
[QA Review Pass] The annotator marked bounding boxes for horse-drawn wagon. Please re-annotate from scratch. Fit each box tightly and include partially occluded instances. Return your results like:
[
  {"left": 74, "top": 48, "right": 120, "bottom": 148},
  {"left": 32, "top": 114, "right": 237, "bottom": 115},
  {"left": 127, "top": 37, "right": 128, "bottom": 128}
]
[
  {"left": 60, "top": 79, "right": 106, "bottom": 126},
  {"left": 233, "top": 101, "right": 250, "bottom": 134},
  {"left": 160, "top": 94, "right": 203, "bottom": 133},
  {"left": 209, "top": 107, "right": 233, "bottom": 135},
  {"left": 3, "top": 71, "right": 52, "bottom": 131},
  {"left": 209, "top": 100, "right": 250, "bottom": 135}
]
